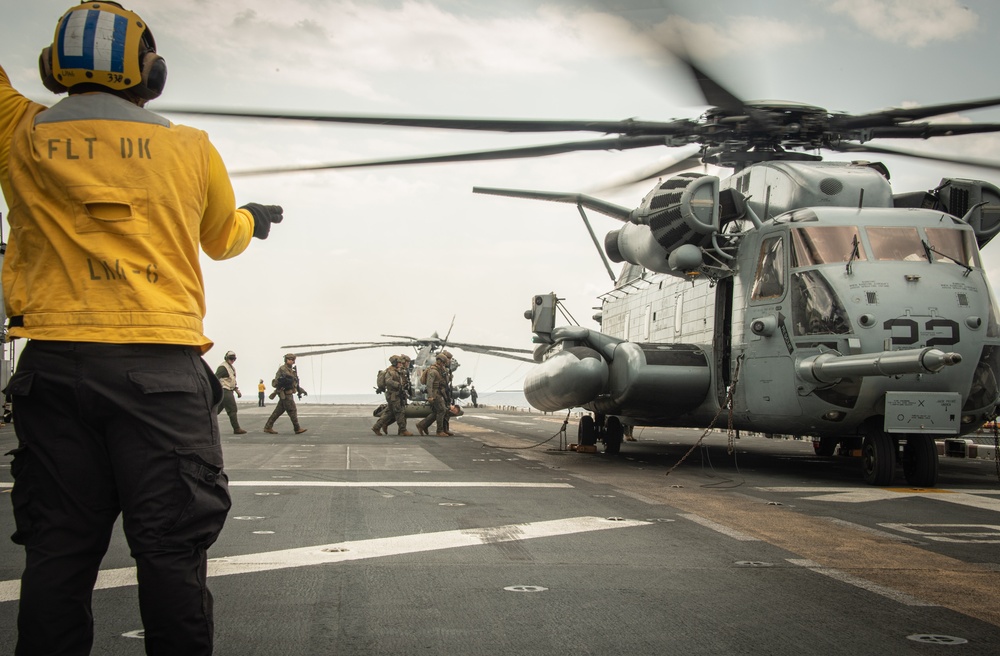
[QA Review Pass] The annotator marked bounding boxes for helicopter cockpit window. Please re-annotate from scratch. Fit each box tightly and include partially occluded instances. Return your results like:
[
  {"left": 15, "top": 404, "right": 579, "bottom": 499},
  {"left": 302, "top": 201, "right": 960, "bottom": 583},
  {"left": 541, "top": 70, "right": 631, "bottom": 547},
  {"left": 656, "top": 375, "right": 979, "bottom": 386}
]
[
  {"left": 866, "top": 226, "right": 925, "bottom": 261},
  {"left": 925, "top": 228, "right": 981, "bottom": 268},
  {"left": 791, "top": 270, "right": 851, "bottom": 335},
  {"left": 790, "top": 226, "right": 866, "bottom": 267},
  {"left": 751, "top": 236, "right": 785, "bottom": 301}
]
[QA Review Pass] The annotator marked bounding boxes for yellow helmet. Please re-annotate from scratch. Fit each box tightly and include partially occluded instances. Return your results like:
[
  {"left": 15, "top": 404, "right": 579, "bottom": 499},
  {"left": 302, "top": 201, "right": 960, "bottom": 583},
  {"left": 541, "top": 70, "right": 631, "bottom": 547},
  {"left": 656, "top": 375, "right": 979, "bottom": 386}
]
[{"left": 39, "top": 2, "right": 167, "bottom": 100}]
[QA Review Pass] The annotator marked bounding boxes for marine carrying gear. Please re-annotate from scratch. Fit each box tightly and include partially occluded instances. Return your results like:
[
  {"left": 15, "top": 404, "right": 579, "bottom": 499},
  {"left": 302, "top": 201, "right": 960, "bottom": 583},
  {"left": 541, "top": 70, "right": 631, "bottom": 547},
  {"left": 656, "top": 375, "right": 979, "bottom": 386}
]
[{"left": 39, "top": 2, "right": 167, "bottom": 100}]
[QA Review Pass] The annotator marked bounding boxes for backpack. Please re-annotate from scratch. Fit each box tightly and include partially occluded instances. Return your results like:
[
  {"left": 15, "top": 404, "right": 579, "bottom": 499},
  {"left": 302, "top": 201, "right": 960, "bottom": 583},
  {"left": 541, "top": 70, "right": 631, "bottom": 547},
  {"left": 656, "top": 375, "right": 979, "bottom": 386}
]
[
  {"left": 419, "top": 366, "right": 430, "bottom": 385},
  {"left": 376, "top": 368, "right": 387, "bottom": 394}
]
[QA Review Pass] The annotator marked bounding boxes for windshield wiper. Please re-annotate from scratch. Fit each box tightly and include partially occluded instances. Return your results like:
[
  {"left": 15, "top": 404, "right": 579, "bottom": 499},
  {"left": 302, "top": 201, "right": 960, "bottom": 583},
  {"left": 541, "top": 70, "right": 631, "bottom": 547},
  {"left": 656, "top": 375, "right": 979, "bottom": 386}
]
[
  {"left": 922, "top": 239, "right": 973, "bottom": 276},
  {"left": 846, "top": 234, "right": 860, "bottom": 275}
]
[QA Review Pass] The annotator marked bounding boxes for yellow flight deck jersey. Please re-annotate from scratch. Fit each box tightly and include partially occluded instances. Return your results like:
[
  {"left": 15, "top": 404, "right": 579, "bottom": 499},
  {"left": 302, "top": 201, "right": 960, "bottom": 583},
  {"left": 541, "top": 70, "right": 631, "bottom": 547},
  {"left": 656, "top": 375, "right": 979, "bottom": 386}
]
[{"left": 0, "top": 64, "right": 254, "bottom": 352}]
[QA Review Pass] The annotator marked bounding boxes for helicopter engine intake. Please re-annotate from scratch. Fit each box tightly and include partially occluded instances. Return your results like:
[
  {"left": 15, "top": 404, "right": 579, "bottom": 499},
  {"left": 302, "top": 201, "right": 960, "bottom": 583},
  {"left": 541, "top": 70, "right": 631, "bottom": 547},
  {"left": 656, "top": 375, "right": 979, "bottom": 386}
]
[{"left": 604, "top": 173, "right": 721, "bottom": 278}]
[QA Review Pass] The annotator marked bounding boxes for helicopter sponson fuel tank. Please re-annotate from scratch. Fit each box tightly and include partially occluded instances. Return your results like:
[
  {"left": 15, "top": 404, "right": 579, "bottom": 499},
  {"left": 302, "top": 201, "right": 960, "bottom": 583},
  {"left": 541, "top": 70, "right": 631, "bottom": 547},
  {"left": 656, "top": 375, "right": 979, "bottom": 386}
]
[{"left": 525, "top": 326, "right": 711, "bottom": 416}]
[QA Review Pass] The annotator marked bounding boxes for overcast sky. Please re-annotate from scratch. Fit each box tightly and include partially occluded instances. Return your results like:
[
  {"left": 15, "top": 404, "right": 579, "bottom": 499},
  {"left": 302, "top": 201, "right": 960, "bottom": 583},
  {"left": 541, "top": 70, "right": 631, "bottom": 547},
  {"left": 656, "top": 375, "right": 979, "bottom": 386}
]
[{"left": 4, "top": 0, "right": 1000, "bottom": 397}]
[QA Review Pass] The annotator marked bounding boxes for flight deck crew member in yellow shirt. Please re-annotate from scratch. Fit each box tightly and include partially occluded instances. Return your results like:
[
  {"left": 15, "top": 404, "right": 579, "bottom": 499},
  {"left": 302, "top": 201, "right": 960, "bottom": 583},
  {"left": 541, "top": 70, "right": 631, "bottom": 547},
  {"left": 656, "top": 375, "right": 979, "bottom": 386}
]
[{"left": 1, "top": 3, "right": 285, "bottom": 654}]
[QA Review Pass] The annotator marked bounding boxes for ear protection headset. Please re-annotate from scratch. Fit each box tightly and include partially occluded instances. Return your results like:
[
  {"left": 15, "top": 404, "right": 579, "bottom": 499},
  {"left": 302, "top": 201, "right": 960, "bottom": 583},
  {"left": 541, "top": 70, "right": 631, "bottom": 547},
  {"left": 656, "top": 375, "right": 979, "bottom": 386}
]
[{"left": 38, "top": 1, "right": 167, "bottom": 101}]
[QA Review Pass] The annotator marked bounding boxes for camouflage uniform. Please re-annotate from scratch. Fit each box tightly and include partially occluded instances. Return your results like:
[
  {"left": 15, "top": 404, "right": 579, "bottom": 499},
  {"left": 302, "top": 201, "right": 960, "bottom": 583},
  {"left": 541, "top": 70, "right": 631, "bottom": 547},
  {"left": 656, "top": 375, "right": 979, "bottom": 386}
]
[
  {"left": 441, "top": 350, "right": 455, "bottom": 434},
  {"left": 417, "top": 356, "right": 451, "bottom": 436},
  {"left": 373, "top": 355, "right": 412, "bottom": 435},
  {"left": 264, "top": 354, "right": 307, "bottom": 434}
]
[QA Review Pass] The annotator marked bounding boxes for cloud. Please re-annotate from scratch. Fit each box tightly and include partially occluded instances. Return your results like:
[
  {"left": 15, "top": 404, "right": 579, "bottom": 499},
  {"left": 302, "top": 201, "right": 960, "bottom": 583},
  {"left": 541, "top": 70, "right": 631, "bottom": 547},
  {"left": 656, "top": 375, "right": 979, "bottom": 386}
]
[
  {"left": 143, "top": 1, "right": 822, "bottom": 106},
  {"left": 142, "top": 1, "right": 648, "bottom": 101},
  {"left": 648, "top": 14, "right": 824, "bottom": 61},
  {"left": 825, "top": 0, "right": 978, "bottom": 47}
]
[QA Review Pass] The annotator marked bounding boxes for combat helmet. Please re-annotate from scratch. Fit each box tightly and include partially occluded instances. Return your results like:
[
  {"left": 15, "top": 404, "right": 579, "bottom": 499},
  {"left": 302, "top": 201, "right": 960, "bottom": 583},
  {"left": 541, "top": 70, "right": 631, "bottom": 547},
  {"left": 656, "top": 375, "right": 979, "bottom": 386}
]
[{"left": 40, "top": 1, "right": 167, "bottom": 100}]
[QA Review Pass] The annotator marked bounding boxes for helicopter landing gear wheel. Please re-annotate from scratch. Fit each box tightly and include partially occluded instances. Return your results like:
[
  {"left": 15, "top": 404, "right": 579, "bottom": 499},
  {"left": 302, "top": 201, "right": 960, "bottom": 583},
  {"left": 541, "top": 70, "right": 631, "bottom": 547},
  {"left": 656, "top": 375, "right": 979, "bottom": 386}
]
[
  {"left": 903, "top": 435, "right": 938, "bottom": 487},
  {"left": 812, "top": 436, "right": 838, "bottom": 457},
  {"left": 578, "top": 415, "right": 597, "bottom": 447},
  {"left": 861, "top": 431, "right": 895, "bottom": 486},
  {"left": 604, "top": 416, "right": 624, "bottom": 455}
]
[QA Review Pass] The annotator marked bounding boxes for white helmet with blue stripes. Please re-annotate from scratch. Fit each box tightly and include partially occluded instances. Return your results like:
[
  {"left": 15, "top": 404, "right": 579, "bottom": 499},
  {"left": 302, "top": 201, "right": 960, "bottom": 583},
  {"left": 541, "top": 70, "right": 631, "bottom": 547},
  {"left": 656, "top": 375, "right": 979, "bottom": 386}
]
[{"left": 39, "top": 1, "right": 166, "bottom": 100}]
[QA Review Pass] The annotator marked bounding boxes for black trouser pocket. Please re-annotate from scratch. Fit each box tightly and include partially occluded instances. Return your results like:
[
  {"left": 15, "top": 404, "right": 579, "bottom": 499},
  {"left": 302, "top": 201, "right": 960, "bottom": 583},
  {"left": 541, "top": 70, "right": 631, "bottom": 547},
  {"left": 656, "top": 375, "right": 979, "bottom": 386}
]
[
  {"left": 6, "top": 445, "right": 33, "bottom": 545},
  {"left": 161, "top": 445, "right": 231, "bottom": 548}
]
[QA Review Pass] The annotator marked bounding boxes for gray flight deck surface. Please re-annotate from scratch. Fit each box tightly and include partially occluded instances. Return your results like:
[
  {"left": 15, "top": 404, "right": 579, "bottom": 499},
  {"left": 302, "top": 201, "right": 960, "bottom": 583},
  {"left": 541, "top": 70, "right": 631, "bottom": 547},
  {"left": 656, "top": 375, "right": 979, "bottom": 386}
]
[{"left": 2, "top": 404, "right": 1000, "bottom": 655}]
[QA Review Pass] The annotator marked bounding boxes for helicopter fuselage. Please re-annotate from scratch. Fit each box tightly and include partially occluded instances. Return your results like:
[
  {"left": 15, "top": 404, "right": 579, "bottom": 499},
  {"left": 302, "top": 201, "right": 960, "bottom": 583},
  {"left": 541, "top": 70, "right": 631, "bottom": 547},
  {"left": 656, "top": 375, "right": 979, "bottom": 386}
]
[{"left": 524, "top": 161, "right": 1000, "bottom": 485}]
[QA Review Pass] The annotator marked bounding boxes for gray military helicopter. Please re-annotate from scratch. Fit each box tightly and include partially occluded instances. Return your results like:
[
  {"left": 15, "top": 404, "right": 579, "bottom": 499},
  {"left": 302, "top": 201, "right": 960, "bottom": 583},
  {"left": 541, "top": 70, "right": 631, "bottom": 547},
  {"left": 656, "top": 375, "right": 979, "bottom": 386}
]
[
  {"left": 162, "top": 31, "right": 1000, "bottom": 487},
  {"left": 282, "top": 325, "right": 533, "bottom": 416}
]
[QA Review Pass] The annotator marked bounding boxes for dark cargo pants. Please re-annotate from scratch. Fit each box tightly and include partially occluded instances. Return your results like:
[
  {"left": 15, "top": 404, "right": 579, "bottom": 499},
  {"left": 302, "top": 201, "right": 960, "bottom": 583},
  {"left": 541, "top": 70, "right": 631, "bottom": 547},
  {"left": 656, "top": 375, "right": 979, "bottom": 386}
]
[
  {"left": 6, "top": 341, "right": 230, "bottom": 656},
  {"left": 216, "top": 387, "right": 242, "bottom": 431}
]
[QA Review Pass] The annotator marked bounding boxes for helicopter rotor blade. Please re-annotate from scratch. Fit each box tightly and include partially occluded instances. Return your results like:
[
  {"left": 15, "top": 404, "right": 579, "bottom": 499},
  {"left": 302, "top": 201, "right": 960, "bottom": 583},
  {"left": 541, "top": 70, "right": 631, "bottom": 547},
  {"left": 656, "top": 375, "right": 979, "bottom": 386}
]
[
  {"left": 828, "top": 142, "right": 1000, "bottom": 173},
  {"left": 229, "top": 135, "right": 678, "bottom": 177},
  {"left": 864, "top": 123, "right": 1000, "bottom": 139},
  {"left": 292, "top": 344, "right": 413, "bottom": 357},
  {"left": 473, "top": 187, "right": 634, "bottom": 221},
  {"left": 444, "top": 343, "right": 535, "bottom": 362},
  {"left": 585, "top": 148, "right": 704, "bottom": 194},
  {"left": 156, "top": 106, "right": 694, "bottom": 136},
  {"left": 835, "top": 97, "right": 1000, "bottom": 130},
  {"left": 667, "top": 48, "right": 746, "bottom": 113},
  {"left": 442, "top": 316, "right": 456, "bottom": 347},
  {"left": 281, "top": 340, "right": 406, "bottom": 349},
  {"left": 444, "top": 341, "right": 533, "bottom": 355}
]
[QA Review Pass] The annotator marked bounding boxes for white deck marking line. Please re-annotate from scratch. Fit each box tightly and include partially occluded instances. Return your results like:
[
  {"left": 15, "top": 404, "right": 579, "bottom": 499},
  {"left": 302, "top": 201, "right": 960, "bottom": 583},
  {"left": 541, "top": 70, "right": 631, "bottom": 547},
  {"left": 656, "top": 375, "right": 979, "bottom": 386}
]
[
  {"left": 678, "top": 513, "right": 761, "bottom": 541},
  {"left": 755, "top": 487, "right": 1000, "bottom": 513},
  {"left": 0, "top": 483, "right": 10, "bottom": 489},
  {"left": 819, "top": 517, "right": 923, "bottom": 543},
  {"left": 346, "top": 446, "right": 351, "bottom": 470},
  {"left": 228, "top": 481, "right": 574, "bottom": 488},
  {"left": 0, "top": 516, "right": 649, "bottom": 603},
  {"left": 787, "top": 559, "right": 937, "bottom": 607}
]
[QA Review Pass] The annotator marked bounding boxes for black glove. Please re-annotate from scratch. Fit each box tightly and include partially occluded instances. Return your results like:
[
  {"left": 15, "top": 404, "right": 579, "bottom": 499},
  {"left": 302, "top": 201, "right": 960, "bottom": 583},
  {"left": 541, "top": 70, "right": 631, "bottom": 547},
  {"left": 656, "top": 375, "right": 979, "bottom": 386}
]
[{"left": 240, "top": 203, "right": 284, "bottom": 239}]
